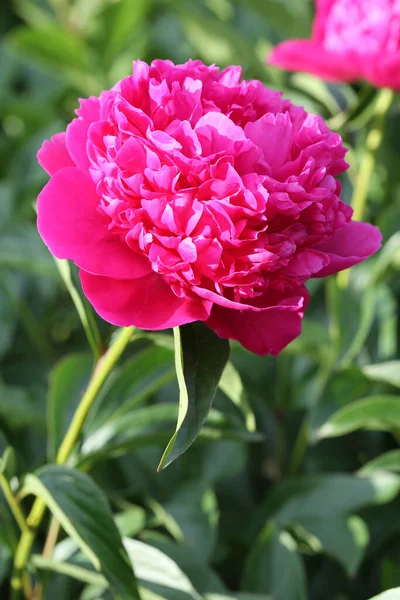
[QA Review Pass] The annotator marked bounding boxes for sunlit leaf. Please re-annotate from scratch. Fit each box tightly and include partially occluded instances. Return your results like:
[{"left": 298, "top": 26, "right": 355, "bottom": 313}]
[{"left": 318, "top": 396, "right": 400, "bottom": 439}]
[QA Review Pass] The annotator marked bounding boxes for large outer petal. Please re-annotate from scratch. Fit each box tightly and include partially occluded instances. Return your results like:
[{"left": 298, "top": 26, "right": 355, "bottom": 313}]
[
  {"left": 269, "top": 40, "right": 362, "bottom": 83},
  {"left": 205, "top": 289, "right": 309, "bottom": 356},
  {"left": 80, "top": 271, "right": 212, "bottom": 329},
  {"left": 312, "top": 221, "right": 382, "bottom": 277},
  {"left": 65, "top": 97, "right": 101, "bottom": 171},
  {"left": 37, "top": 167, "right": 152, "bottom": 279},
  {"left": 312, "top": 0, "right": 336, "bottom": 42},
  {"left": 366, "top": 53, "right": 400, "bottom": 90},
  {"left": 37, "top": 133, "right": 75, "bottom": 175}
]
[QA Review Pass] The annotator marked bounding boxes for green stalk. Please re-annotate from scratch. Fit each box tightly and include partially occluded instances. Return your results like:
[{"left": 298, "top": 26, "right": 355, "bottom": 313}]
[
  {"left": 338, "top": 87, "right": 394, "bottom": 288},
  {"left": 11, "top": 326, "right": 135, "bottom": 599},
  {"left": 0, "top": 474, "right": 28, "bottom": 534}
]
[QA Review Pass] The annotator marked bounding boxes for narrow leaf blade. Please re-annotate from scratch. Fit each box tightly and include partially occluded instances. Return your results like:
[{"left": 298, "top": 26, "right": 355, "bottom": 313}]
[{"left": 159, "top": 323, "right": 230, "bottom": 469}]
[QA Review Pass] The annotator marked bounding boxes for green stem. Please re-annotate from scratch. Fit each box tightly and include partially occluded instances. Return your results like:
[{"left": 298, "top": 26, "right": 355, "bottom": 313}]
[
  {"left": 0, "top": 474, "right": 28, "bottom": 534},
  {"left": 338, "top": 87, "right": 394, "bottom": 288},
  {"left": 56, "top": 326, "right": 135, "bottom": 464},
  {"left": 55, "top": 259, "right": 102, "bottom": 361},
  {"left": 11, "top": 326, "right": 135, "bottom": 599}
]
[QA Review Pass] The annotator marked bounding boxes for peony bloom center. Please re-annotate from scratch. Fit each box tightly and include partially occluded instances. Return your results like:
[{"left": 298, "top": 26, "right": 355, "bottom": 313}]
[{"left": 83, "top": 61, "right": 349, "bottom": 305}]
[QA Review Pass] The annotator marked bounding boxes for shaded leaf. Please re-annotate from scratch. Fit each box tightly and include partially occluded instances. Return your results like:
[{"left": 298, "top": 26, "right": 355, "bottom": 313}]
[
  {"left": 47, "top": 353, "right": 93, "bottom": 461},
  {"left": 243, "top": 523, "right": 307, "bottom": 600},
  {"left": 23, "top": 466, "right": 139, "bottom": 599},
  {"left": 158, "top": 323, "right": 230, "bottom": 469},
  {"left": 10, "top": 25, "right": 91, "bottom": 72}
]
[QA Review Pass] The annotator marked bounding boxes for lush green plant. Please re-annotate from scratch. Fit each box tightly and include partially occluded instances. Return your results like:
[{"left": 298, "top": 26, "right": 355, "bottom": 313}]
[{"left": 1, "top": 1, "right": 400, "bottom": 599}]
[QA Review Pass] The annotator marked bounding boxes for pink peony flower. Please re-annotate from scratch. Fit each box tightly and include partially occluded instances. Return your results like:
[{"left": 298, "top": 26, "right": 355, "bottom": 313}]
[
  {"left": 269, "top": 0, "right": 400, "bottom": 89},
  {"left": 37, "top": 59, "right": 381, "bottom": 355}
]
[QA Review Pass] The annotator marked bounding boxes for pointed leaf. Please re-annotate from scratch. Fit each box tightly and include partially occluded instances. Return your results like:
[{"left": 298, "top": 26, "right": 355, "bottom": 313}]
[
  {"left": 362, "top": 362, "right": 400, "bottom": 388},
  {"left": 359, "top": 450, "right": 400, "bottom": 474},
  {"left": 124, "top": 539, "right": 202, "bottom": 600},
  {"left": 22, "top": 465, "right": 139, "bottom": 599},
  {"left": 318, "top": 396, "right": 400, "bottom": 439},
  {"left": 158, "top": 323, "right": 230, "bottom": 469}
]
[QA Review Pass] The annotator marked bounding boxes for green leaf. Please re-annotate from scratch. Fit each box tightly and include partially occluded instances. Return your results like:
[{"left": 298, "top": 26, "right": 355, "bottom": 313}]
[
  {"left": 318, "top": 396, "right": 400, "bottom": 439},
  {"left": 0, "top": 280, "right": 16, "bottom": 360},
  {"left": 369, "top": 590, "right": 400, "bottom": 600},
  {"left": 282, "top": 318, "right": 331, "bottom": 359},
  {"left": 140, "top": 534, "right": 226, "bottom": 597},
  {"left": 115, "top": 506, "right": 146, "bottom": 538},
  {"left": 362, "top": 362, "right": 400, "bottom": 388},
  {"left": 87, "top": 345, "right": 175, "bottom": 429},
  {"left": 48, "top": 353, "right": 93, "bottom": 461},
  {"left": 0, "top": 382, "right": 45, "bottom": 430},
  {"left": 207, "top": 595, "right": 271, "bottom": 600},
  {"left": 359, "top": 450, "right": 400, "bottom": 474},
  {"left": 370, "top": 231, "right": 400, "bottom": 285},
  {"left": 124, "top": 539, "right": 202, "bottom": 600},
  {"left": 23, "top": 466, "right": 139, "bottom": 599},
  {"left": 219, "top": 361, "right": 256, "bottom": 431},
  {"left": 32, "top": 555, "right": 106, "bottom": 586},
  {"left": 10, "top": 25, "right": 91, "bottom": 72},
  {"left": 80, "top": 404, "right": 260, "bottom": 469},
  {"left": 99, "top": 0, "right": 149, "bottom": 66},
  {"left": 243, "top": 523, "right": 307, "bottom": 600},
  {"left": 55, "top": 260, "right": 102, "bottom": 360},
  {"left": 340, "top": 288, "right": 377, "bottom": 366},
  {"left": 0, "top": 538, "right": 11, "bottom": 586},
  {"left": 162, "top": 482, "right": 219, "bottom": 559},
  {"left": 0, "top": 224, "right": 57, "bottom": 277},
  {"left": 267, "top": 474, "right": 400, "bottom": 522},
  {"left": 291, "top": 73, "right": 341, "bottom": 116},
  {"left": 0, "top": 447, "right": 16, "bottom": 480},
  {"left": 295, "top": 515, "right": 369, "bottom": 576},
  {"left": 158, "top": 323, "right": 230, "bottom": 469},
  {"left": 258, "top": 473, "right": 399, "bottom": 574}
]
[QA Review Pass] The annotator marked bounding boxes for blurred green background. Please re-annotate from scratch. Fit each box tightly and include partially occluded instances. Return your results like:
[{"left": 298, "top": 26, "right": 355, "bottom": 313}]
[{"left": 2, "top": 0, "right": 400, "bottom": 599}]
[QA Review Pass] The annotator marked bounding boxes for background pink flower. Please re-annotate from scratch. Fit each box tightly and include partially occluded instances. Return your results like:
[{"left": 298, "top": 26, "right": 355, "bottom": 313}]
[
  {"left": 269, "top": 0, "right": 400, "bottom": 89},
  {"left": 37, "top": 59, "right": 381, "bottom": 355}
]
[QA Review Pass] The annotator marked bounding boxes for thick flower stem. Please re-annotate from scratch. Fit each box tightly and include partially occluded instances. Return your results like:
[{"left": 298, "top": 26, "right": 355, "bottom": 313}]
[
  {"left": 11, "top": 326, "right": 135, "bottom": 599},
  {"left": 338, "top": 87, "right": 394, "bottom": 288}
]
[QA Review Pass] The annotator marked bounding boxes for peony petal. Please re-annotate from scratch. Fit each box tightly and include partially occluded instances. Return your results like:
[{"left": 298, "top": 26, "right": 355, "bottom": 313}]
[
  {"left": 284, "top": 249, "right": 330, "bottom": 278},
  {"left": 206, "top": 289, "right": 309, "bottom": 356},
  {"left": 366, "top": 53, "right": 400, "bottom": 90},
  {"left": 245, "top": 113, "right": 293, "bottom": 171},
  {"left": 80, "top": 271, "right": 212, "bottom": 329},
  {"left": 312, "top": 221, "right": 382, "bottom": 277},
  {"left": 37, "top": 167, "right": 152, "bottom": 279},
  {"left": 269, "top": 40, "right": 362, "bottom": 83},
  {"left": 65, "top": 118, "right": 92, "bottom": 171},
  {"left": 37, "top": 133, "right": 75, "bottom": 176},
  {"left": 312, "top": 0, "right": 336, "bottom": 42}
]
